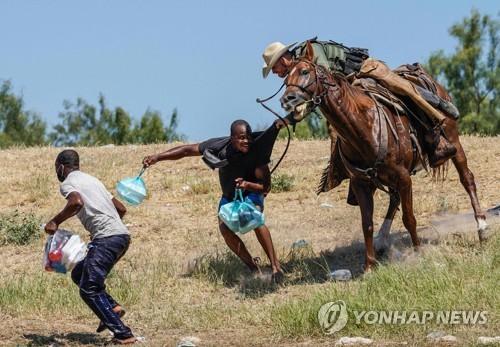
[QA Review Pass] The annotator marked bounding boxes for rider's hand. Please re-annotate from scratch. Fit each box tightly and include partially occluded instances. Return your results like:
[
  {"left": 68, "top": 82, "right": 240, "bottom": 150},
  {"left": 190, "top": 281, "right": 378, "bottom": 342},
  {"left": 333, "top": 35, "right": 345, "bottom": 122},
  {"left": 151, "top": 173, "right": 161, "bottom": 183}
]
[
  {"left": 235, "top": 178, "right": 249, "bottom": 190},
  {"left": 44, "top": 220, "right": 58, "bottom": 235},
  {"left": 143, "top": 154, "right": 159, "bottom": 168}
]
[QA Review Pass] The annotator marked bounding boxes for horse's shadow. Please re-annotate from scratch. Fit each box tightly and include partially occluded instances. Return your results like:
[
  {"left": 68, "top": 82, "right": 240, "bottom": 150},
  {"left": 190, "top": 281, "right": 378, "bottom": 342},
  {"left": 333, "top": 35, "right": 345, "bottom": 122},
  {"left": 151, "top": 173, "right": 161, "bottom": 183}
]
[
  {"left": 23, "top": 332, "right": 108, "bottom": 346},
  {"left": 184, "top": 231, "right": 439, "bottom": 298}
]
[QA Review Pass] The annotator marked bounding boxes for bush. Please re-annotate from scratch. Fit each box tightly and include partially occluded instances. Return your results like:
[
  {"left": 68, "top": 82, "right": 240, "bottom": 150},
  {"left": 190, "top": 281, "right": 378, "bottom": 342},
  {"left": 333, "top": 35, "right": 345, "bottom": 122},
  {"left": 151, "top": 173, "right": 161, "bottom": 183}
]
[
  {"left": 272, "top": 174, "right": 295, "bottom": 192},
  {"left": 0, "top": 211, "right": 41, "bottom": 246}
]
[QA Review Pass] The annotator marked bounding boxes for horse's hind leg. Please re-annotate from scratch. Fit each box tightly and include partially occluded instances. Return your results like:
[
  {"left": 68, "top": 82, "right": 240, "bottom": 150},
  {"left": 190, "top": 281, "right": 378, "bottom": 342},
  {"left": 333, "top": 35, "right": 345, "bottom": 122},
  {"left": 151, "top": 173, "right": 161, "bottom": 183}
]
[
  {"left": 398, "top": 174, "right": 420, "bottom": 249},
  {"left": 443, "top": 120, "right": 488, "bottom": 240},
  {"left": 375, "top": 189, "right": 400, "bottom": 252},
  {"left": 351, "top": 179, "right": 377, "bottom": 271}
]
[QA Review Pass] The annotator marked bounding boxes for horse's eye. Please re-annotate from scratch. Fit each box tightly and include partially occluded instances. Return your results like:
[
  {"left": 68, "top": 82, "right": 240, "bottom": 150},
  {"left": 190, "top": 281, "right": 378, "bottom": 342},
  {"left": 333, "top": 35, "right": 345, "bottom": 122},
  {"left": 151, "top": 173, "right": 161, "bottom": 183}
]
[{"left": 301, "top": 69, "right": 309, "bottom": 76}]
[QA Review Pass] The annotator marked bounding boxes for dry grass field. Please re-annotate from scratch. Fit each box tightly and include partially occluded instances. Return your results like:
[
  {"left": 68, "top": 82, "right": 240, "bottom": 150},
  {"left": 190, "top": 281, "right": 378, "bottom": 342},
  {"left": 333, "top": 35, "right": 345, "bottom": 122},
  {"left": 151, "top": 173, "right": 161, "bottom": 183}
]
[{"left": 0, "top": 136, "right": 499, "bottom": 346}]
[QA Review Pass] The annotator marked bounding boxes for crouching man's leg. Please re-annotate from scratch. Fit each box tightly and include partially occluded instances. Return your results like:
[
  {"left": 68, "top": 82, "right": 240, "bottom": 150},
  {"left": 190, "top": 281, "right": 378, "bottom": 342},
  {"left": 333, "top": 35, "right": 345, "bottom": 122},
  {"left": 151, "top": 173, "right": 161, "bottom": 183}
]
[
  {"left": 253, "top": 224, "right": 283, "bottom": 282},
  {"left": 218, "top": 219, "right": 259, "bottom": 273},
  {"left": 77, "top": 235, "right": 136, "bottom": 344}
]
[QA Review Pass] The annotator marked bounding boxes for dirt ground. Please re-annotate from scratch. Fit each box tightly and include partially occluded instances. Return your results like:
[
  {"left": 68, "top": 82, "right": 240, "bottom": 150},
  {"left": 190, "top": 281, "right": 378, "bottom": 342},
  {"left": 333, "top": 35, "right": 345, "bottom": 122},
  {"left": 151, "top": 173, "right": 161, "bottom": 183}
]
[{"left": 0, "top": 136, "right": 498, "bottom": 346}]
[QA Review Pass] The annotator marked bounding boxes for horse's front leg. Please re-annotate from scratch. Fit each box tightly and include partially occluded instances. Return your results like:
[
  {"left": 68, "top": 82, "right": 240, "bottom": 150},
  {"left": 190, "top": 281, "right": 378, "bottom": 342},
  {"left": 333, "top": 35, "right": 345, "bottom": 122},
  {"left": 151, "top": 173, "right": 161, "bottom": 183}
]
[{"left": 351, "top": 179, "right": 377, "bottom": 271}]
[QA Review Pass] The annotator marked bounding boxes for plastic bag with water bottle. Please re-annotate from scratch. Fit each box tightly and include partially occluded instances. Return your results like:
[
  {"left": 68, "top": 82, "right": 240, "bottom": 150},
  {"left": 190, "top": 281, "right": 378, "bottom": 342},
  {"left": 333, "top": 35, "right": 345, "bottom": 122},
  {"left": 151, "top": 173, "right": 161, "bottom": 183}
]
[
  {"left": 43, "top": 229, "right": 87, "bottom": 274},
  {"left": 218, "top": 189, "right": 265, "bottom": 234},
  {"left": 116, "top": 167, "right": 147, "bottom": 206}
]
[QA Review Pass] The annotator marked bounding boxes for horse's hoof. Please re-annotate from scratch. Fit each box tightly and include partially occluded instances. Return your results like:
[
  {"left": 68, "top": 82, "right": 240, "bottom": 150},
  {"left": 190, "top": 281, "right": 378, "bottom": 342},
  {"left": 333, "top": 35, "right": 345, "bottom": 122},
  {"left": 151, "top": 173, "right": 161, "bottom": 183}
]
[
  {"left": 478, "top": 219, "right": 489, "bottom": 242},
  {"left": 374, "top": 236, "right": 391, "bottom": 254}
]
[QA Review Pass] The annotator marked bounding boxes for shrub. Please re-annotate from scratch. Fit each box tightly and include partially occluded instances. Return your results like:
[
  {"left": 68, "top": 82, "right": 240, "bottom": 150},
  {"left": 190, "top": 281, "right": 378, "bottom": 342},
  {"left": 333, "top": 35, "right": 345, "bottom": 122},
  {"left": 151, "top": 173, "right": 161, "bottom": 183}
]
[
  {"left": 271, "top": 173, "right": 295, "bottom": 193},
  {"left": 0, "top": 211, "right": 41, "bottom": 246}
]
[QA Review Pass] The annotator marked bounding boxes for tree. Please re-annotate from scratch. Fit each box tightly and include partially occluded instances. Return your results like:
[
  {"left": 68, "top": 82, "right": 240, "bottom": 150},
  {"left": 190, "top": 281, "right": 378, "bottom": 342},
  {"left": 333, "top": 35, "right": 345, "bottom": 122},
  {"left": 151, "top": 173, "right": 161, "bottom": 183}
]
[
  {"left": 277, "top": 112, "right": 329, "bottom": 140},
  {"left": 0, "top": 80, "right": 46, "bottom": 148},
  {"left": 427, "top": 9, "right": 499, "bottom": 135},
  {"left": 51, "top": 95, "right": 184, "bottom": 146}
]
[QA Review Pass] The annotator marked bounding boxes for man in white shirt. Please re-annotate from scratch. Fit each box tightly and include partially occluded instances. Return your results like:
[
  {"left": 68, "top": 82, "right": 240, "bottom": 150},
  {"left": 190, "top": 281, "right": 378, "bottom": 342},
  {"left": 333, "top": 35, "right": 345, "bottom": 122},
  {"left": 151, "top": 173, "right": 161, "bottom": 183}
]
[{"left": 45, "top": 150, "right": 136, "bottom": 344}]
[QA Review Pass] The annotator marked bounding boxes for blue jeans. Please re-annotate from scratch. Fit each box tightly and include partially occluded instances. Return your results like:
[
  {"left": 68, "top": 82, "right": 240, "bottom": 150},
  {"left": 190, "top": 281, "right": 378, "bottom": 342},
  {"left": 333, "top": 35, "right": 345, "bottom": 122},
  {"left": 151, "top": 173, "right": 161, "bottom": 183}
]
[
  {"left": 218, "top": 192, "right": 264, "bottom": 212},
  {"left": 71, "top": 234, "right": 133, "bottom": 339}
]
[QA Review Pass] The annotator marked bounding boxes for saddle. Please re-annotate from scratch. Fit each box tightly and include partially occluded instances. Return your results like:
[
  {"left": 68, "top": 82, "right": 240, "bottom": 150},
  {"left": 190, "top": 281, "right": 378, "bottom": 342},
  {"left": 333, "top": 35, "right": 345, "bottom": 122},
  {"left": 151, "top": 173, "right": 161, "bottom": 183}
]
[{"left": 317, "top": 63, "right": 447, "bottom": 199}]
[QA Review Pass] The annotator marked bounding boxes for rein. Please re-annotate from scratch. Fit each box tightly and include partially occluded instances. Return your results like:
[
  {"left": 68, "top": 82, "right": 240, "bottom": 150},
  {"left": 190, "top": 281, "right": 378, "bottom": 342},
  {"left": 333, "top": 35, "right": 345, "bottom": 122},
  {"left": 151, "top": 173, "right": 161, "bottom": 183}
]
[
  {"left": 289, "top": 60, "right": 391, "bottom": 193},
  {"left": 256, "top": 84, "right": 291, "bottom": 175}
]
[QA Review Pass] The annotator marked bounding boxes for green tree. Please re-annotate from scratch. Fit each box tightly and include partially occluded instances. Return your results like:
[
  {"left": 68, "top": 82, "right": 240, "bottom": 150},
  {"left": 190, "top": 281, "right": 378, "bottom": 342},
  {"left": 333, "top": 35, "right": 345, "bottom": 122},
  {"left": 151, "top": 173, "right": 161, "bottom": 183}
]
[
  {"left": 132, "top": 109, "right": 167, "bottom": 143},
  {"left": 0, "top": 80, "right": 46, "bottom": 148},
  {"left": 51, "top": 95, "right": 183, "bottom": 146},
  {"left": 427, "top": 9, "right": 499, "bottom": 135},
  {"left": 50, "top": 98, "right": 98, "bottom": 146},
  {"left": 278, "top": 112, "right": 329, "bottom": 140}
]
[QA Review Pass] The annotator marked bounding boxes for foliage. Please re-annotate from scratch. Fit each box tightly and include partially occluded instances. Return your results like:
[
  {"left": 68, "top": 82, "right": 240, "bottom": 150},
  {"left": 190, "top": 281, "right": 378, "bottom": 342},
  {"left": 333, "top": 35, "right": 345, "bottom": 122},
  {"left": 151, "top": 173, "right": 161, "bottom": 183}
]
[
  {"left": 271, "top": 173, "right": 295, "bottom": 192},
  {"left": 0, "top": 211, "right": 41, "bottom": 246},
  {"left": 278, "top": 112, "right": 329, "bottom": 140},
  {"left": 427, "top": 9, "right": 499, "bottom": 135},
  {"left": 50, "top": 95, "right": 185, "bottom": 146},
  {"left": 0, "top": 81, "right": 47, "bottom": 148}
]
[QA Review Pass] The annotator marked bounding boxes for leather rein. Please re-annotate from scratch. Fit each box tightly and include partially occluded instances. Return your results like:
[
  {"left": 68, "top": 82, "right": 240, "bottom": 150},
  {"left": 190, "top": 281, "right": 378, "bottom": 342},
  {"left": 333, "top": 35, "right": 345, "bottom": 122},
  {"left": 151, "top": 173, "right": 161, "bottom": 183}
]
[{"left": 286, "top": 60, "right": 391, "bottom": 193}]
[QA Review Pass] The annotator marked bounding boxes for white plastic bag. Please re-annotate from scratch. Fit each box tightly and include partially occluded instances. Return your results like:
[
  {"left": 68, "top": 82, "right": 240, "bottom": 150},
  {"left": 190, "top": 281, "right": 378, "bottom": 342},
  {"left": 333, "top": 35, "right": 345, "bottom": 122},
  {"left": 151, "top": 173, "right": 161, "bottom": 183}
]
[{"left": 43, "top": 229, "right": 87, "bottom": 274}]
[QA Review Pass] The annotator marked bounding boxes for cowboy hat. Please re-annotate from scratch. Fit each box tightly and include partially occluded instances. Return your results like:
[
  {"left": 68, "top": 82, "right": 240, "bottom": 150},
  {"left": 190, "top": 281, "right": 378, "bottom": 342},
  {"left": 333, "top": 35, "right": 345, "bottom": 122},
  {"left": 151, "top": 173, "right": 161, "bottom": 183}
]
[{"left": 262, "top": 41, "right": 297, "bottom": 78}]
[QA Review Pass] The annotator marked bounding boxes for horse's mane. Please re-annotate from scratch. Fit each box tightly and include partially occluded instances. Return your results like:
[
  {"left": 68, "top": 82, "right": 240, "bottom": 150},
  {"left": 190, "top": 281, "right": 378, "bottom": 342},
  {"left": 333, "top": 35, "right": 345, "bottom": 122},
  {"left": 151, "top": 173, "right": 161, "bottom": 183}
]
[{"left": 330, "top": 72, "right": 374, "bottom": 114}]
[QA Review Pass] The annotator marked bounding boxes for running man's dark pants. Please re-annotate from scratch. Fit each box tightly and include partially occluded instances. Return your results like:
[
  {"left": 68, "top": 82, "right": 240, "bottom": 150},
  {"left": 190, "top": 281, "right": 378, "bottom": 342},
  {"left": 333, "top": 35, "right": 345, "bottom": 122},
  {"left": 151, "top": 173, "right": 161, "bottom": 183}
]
[{"left": 71, "top": 234, "right": 133, "bottom": 339}]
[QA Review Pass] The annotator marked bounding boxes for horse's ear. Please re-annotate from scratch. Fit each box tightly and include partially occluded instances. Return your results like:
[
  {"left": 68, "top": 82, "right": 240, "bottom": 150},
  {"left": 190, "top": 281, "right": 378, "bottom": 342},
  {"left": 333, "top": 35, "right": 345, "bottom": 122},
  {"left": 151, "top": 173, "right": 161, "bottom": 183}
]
[{"left": 303, "top": 41, "right": 315, "bottom": 61}]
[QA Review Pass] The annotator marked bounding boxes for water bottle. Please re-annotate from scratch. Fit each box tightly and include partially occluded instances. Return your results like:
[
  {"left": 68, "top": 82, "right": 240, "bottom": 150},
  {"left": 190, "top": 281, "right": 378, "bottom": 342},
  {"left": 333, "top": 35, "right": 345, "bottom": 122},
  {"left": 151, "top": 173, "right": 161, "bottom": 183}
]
[{"left": 330, "top": 269, "right": 352, "bottom": 281}]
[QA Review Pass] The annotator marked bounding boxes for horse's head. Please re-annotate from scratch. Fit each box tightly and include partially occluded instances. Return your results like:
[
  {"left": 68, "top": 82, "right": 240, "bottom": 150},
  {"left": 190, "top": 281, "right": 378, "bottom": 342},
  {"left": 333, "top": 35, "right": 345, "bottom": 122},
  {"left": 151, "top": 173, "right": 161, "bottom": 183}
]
[{"left": 280, "top": 41, "right": 325, "bottom": 122}]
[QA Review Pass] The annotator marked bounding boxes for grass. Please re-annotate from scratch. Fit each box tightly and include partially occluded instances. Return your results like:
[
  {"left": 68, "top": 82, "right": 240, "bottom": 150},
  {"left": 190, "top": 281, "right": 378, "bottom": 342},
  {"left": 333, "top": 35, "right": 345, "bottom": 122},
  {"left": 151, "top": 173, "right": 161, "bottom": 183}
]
[
  {"left": 0, "top": 137, "right": 498, "bottom": 346},
  {"left": 272, "top": 230, "right": 500, "bottom": 343},
  {"left": 0, "top": 210, "right": 41, "bottom": 245},
  {"left": 271, "top": 173, "right": 295, "bottom": 192}
]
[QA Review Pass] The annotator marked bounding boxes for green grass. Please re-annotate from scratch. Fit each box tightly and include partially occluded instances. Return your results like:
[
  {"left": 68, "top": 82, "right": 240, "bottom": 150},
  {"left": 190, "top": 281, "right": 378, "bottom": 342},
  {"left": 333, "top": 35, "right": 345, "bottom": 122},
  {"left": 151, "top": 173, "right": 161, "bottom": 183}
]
[
  {"left": 272, "top": 229, "right": 500, "bottom": 342},
  {"left": 0, "top": 210, "right": 41, "bottom": 246},
  {"left": 271, "top": 173, "right": 295, "bottom": 193}
]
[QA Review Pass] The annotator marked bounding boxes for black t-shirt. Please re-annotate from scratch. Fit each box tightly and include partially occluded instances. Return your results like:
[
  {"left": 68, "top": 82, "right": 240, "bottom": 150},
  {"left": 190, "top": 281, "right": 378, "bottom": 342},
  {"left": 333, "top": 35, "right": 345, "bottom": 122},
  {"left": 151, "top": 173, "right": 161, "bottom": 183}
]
[{"left": 198, "top": 124, "right": 279, "bottom": 199}]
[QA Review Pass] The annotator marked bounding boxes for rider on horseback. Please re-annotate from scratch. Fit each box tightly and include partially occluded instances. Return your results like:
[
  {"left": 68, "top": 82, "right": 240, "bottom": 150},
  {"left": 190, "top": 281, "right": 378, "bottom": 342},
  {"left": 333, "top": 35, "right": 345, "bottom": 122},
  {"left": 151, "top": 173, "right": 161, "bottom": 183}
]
[{"left": 262, "top": 38, "right": 459, "bottom": 168}]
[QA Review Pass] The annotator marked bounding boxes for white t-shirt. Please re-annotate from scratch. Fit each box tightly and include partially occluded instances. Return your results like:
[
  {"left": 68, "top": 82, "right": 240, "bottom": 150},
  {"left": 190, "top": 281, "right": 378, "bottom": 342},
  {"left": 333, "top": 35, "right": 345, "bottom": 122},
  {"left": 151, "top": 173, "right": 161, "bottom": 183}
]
[{"left": 60, "top": 171, "right": 129, "bottom": 240}]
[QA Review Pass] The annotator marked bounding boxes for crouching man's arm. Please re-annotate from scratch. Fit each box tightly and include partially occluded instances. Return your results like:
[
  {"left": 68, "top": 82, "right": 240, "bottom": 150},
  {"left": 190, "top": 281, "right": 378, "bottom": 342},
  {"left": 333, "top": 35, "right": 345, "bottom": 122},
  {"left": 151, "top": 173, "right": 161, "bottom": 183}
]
[
  {"left": 235, "top": 164, "right": 271, "bottom": 195},
  {"left": 143, "top": 144, "right": 201, "bottom": 167},
  {"left": 45, "top": 192, "right": 84, "bottom": 234},
  {"left": 112, "top": 197, "right": 127, "bottom": 219}
]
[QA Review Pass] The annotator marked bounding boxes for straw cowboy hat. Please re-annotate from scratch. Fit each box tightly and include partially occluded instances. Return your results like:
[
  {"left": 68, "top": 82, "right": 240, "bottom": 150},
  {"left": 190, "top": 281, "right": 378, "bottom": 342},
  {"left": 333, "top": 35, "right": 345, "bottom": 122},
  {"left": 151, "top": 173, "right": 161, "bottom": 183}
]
[{"left": 262, "top": 41, "right": 297, "bottom": 78}]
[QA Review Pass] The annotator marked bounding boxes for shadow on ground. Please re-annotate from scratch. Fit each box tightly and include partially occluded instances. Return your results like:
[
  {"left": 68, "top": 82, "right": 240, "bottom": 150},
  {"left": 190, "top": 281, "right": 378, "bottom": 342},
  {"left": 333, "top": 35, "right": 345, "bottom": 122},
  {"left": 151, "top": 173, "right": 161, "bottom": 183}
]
[
  {"left": 23, "top": 332, "right": 108, "bottom": 346},
  {"left": 182, "top": 207, "right": 500, "bottom": 298}
]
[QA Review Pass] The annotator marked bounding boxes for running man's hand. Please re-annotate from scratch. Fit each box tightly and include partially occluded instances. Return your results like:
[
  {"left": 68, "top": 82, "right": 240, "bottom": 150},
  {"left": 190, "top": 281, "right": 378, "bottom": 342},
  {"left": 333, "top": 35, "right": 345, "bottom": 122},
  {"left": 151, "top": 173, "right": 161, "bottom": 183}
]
[
  {"left": 143, "top": 154, "right": 159, "bottom": 168},
  {"left": 44, "top": 220, "right": 58, "bottom": 235}
]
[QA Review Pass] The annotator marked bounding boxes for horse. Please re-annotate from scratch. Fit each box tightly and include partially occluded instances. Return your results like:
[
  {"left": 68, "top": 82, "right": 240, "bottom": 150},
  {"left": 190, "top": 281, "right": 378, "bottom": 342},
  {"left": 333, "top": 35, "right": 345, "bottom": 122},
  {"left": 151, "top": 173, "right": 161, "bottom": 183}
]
[{"left": 280, "top": 41, "right": 488, "bottom": 271}]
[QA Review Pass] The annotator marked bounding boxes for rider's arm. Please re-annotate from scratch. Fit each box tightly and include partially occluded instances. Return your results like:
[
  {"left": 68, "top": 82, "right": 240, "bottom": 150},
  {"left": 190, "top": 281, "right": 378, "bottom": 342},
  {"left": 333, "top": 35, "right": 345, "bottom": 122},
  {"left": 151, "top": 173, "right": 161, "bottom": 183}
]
[{"left": 143, "top": 144, "right": 201, "bottom": 167}]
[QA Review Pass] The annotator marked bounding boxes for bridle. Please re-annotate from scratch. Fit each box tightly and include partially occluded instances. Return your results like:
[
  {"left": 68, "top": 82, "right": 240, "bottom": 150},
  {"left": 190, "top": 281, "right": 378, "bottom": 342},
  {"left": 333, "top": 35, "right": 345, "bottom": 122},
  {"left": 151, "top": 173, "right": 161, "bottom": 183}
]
[{"left": 284, "top": 59, "right": 335, "bottom": 110}]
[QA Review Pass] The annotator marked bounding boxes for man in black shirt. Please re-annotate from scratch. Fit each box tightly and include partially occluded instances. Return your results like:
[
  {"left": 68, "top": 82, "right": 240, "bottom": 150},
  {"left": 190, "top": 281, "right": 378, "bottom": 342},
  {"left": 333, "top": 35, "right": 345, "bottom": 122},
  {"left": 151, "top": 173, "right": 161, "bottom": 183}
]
[{"left": 143, "top": 120, "right": 284, "bottom": 282}]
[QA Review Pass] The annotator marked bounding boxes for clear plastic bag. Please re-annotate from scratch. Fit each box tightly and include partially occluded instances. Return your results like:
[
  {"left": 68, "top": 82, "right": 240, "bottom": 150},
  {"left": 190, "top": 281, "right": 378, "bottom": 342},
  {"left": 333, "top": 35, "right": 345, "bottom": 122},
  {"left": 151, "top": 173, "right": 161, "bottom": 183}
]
[
  {"left": 43, "top": 229, "right": 87, "bottom": 274},
  {"left": 218, "top": 189, "right": 265, "bottom": 234},
  {"left": 116, "top": 167, "right": 147, "bottom": 206}
]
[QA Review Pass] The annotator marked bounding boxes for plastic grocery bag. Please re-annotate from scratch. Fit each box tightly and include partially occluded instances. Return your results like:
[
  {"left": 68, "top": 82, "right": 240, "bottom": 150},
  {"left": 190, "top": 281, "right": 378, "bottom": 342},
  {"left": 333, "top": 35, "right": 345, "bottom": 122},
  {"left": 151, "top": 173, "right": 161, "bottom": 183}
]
[
  {"left": 43, "top": 229, "right": 87, "bottom": 274},
  {"left": 116, "top": 167, "right": 147, "bottom": 206},
  {"left": 218, "top": 189, "right": 265, "bottom": 234}
]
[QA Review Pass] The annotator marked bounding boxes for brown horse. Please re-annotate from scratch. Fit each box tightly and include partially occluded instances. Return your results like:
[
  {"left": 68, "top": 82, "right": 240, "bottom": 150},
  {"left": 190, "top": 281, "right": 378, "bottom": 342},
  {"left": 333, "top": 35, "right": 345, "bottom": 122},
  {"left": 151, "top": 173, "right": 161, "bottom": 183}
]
[{"left": 281, "top": 42, "right": 487, "bottom": 271}]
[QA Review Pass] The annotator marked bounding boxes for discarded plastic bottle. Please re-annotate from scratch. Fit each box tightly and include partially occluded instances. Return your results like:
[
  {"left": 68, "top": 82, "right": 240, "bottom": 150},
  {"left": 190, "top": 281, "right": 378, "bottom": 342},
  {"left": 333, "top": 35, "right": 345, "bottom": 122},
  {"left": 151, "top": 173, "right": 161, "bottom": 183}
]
[{"left": 330, "top": 269, "right": 352, "bottom": 281}]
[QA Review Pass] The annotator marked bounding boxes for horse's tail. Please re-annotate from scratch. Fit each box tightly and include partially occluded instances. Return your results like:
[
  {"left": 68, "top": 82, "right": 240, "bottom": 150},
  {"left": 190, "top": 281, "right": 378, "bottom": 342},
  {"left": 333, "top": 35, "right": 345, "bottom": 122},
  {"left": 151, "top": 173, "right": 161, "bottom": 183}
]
[{"left": 431, "top": 159, "right": 450, "bottom": 182}]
